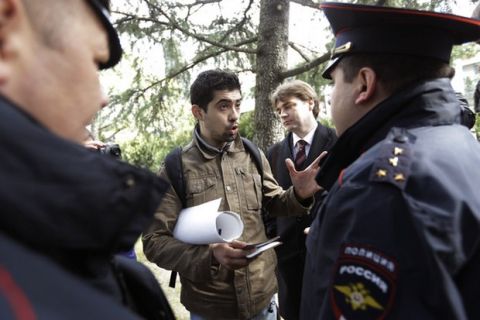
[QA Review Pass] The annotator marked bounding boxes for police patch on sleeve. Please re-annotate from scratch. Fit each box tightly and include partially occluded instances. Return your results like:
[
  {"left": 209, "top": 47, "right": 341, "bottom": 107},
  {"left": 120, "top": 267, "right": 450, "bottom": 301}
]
[{"left": 330, "top": 244, "right": 397, "bottom": 320}]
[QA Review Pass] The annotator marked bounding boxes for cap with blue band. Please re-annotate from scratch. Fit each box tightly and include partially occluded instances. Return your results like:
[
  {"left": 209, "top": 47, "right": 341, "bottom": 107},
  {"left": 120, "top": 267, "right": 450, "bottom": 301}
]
[{"left": 320, "top": 2, "right": 480, "bottom": 79}]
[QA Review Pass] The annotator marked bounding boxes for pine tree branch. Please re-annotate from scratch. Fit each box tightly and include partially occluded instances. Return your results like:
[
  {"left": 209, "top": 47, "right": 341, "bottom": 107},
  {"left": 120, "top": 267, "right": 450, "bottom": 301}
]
[
  {"left": 289, "top": 42, "right": 311, "bottom": 62},
  {"left": 143, "top": 0, "right": 258, "bottom": 54},
  {"left": 280, "top": 52, "right": 330, "bottom": 79},
  {"left": 134, "top": 37, "right": 258, "bottom": 97},
  {"left": 219, "top": 0, "right": 255, "bottom": 42},
  {"left": 289, "top": 0, "right": 321, "bottom": 10},
  {"left": 168, "top": 0, "right": 222, "bottom": 9}
]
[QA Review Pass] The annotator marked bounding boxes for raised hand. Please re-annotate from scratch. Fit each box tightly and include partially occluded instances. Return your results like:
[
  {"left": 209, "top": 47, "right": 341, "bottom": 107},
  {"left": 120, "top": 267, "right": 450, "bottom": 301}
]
[{"left": 285, "top": 151, "right": 327, "bottom": 199}]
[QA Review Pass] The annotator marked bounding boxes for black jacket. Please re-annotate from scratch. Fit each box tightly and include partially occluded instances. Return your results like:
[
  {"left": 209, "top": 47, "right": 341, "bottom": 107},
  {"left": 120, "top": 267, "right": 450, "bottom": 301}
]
[
  {"left": 0, "top": 233, "right": 143, "bottom": 320},
  {"left": 301, "top": 78, "right": 480, "bottom": 320},
  {"left": 0, "top": 95, "right": 170, "bottom": 318},
  {"left": 267, "top": 123, "right": 336, "bottom": 320}
]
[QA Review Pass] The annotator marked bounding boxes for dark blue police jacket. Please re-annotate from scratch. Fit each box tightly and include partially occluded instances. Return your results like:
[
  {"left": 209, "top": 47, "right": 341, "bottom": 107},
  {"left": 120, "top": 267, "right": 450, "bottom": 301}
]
[
  {"left": 0, "top": 95, "right": 170, "bottom": 318},
  {"left": 301, "top": 78, "right": 480, "bottom": 320}
]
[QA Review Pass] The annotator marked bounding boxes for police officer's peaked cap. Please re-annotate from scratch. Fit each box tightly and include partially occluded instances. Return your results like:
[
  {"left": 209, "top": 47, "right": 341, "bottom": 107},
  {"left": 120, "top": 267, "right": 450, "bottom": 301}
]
[
  {"left": 320, "top": 2, "right": 480, "bottom": 79},
  {"left": 86, "top": 0, "right": 122, "bottom": 69}
]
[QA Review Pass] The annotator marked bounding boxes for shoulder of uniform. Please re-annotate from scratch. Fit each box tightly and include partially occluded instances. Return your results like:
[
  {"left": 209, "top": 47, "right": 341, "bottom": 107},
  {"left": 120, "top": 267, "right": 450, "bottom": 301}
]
[{"left": 369, "top": 128, "right": 417, "bottom": 190}]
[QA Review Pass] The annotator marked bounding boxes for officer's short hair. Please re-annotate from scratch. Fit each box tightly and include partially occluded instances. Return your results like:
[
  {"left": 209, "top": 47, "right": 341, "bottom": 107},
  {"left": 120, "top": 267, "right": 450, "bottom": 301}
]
[
  {"left": 190, "top": 69, "right": 242, "bottom": 112},
  {"left": 337, "top": 54, "right": 455, "bottom": 94},
  {"left": 270, "top": 80, "right": 320, "bottom": 119}
]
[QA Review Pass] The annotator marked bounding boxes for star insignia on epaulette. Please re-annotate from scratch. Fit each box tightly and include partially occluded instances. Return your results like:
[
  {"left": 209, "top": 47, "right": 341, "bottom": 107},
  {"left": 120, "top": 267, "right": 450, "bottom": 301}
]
[
  {"left": 376, "top": 169, "right": 388, "bottom": 178},
  {"left": 394, "top": 173, "right": 405, "bottom": 182},
  {"left": 393, "top": 147, "right": 404, "bottom": 155},
  {"left": 389, "top": 157, "right": 399, "bottom": 167}
]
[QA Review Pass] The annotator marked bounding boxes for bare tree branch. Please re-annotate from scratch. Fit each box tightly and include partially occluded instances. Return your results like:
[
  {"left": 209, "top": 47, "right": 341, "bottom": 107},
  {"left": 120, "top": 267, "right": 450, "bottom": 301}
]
[
  {"left": 114, "top": 11, "right": 169, "bottom": 27},
  {"left": 219, "top": 0, "right": 255, "bottom": 42},
  {"left": 280, "top": 52, "right": 330, "bottom": 79},
  {"left": 134, "top": 37, "right": 258, "bottom": 97},
  {"left": 143, "top": 0, "right": 257, "bottom": 54},
  {"left": 290, "top": 0, "right": 321, "bottom": 10},
  {"left": 289, "top": 42, "right": 311, "bottom": 62},
  {"left": 168, "top": 0, "right": 222, "bottom": 9}
]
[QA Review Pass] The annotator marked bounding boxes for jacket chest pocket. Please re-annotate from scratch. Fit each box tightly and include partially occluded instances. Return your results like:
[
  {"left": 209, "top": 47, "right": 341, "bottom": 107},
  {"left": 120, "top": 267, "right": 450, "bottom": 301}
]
[
  {"left": 185, "top": 176, "right": 217, "bottom": 206},
  {"left": 237, "top": 168, "right": 262, "bottom": 211}
]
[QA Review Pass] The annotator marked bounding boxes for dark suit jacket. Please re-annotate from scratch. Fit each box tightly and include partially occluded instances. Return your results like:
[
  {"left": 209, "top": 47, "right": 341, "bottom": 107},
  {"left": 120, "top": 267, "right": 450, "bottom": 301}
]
[{"left": 266, "top": 122, "right": 336, "bottom": 320}]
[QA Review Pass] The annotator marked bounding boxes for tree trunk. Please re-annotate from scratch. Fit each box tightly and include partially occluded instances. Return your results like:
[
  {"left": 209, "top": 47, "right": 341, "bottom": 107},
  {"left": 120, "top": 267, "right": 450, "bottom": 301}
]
[{"left": 253, "top": 0, "right": 289, "bottom": 151}]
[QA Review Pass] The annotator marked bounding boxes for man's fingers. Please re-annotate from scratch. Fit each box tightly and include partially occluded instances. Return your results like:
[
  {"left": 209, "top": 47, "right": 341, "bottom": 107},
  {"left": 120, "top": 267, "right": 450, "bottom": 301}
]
[
  {"left": 212, "top": 242, "right": 254, "bottom": 270},
  {"left": 307, "top": 151, "right": 328, "bottom": 169},
  {"left": 285, "top": 158, "right": 297, "bottom": 174},
  {"left": 230, "top": 240, "right": 248, "bottom": 249}
]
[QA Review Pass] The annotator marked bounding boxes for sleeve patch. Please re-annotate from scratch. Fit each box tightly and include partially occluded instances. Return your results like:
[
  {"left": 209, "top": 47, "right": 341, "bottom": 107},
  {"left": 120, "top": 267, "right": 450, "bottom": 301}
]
[{"left": 330, "top": 243, "right": 398, "bottom": 320}]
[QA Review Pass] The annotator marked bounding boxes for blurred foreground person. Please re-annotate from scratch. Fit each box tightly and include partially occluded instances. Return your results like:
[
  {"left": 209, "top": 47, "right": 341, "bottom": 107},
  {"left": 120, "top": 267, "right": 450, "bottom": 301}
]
[
  {"left": 301, "top": 3, "right": 480, "bottom": 320},
  {"left": 0, "top": 0, "right": 172, "bottom": 319}
]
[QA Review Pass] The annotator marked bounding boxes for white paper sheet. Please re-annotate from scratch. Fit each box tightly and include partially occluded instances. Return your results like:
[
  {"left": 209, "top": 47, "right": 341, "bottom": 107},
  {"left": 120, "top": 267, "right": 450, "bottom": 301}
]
[{"left": 173, "top": 198, "right": 244, "bottom": 244}]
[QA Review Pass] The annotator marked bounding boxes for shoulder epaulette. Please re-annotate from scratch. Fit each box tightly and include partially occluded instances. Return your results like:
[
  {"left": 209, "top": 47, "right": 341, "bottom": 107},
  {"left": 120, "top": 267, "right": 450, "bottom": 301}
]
[{"left": 369, "top": 128, "right": 415, "bottom": 190}]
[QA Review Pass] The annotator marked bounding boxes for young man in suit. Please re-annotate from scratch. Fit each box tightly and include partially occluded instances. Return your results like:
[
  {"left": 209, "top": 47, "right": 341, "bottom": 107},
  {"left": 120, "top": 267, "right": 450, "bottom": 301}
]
[{"left": 266, "top": 80, "right": 336, "bottom": 320}]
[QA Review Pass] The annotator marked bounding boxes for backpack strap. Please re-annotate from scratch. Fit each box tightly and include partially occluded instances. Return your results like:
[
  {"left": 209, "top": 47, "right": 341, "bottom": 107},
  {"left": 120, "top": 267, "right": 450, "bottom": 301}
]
[
  {"left": 241, "top": 137, "right": 263, "bottom": 183},
  {"left": 164, "top": 147, "right": 186, "bottom": 207},
  {"left": 163, "top": 147, "right": 184, "bottom": 288},
  {"left": 241, "top": 138, "right": 274, "bottom": 237}
]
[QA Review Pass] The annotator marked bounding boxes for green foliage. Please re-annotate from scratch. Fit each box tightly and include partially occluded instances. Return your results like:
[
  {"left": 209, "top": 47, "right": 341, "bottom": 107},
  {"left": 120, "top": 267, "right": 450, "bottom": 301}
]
[
  {"left": 239, "top": 111, "right": 255, "bottom": 140},
  {"left": 452, "top": 43, "right": 480, "bottom": 62},
  {"left": 120, "top": 128, "right": 192, "bottom": 171},
  {"left": 319, "top": 117, "right": 334, "bottom": 129}
]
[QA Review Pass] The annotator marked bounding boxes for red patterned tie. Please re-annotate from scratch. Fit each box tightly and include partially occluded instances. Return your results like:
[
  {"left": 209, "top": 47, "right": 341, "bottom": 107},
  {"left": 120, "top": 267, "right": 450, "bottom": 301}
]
[{"left": 294, "top": 140, "right": 307, "bottom": 170}]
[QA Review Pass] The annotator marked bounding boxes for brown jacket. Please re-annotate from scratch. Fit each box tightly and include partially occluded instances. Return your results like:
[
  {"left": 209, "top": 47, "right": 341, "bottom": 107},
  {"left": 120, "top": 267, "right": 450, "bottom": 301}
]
[{"left": 143, "top": 131, "right": 309, "bottom": 320}]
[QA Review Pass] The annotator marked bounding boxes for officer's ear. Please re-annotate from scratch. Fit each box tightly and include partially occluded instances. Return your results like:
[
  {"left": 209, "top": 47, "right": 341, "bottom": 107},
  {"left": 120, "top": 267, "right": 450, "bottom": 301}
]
[
  {"left": 354, "top": 67, "right": 377, "bottom": 105},
  {"left": 0, "top": 0, "right": 24, "bottom": 84}
]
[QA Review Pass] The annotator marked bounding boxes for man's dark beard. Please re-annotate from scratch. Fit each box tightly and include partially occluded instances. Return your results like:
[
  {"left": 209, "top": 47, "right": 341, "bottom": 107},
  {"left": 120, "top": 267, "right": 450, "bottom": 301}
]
[{"left": 223, "top": 132, "right": 237, "bottom": 142}]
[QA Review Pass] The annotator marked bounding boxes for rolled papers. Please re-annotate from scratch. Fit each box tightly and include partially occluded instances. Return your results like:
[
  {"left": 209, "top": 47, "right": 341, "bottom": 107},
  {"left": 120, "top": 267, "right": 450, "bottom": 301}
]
[{"left": 173, "top": 198, "right": 244, "bottom": 244}]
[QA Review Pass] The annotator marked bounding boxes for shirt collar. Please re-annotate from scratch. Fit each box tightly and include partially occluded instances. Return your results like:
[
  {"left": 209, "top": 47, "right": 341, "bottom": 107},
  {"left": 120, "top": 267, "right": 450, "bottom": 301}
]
[{"left": 292, "top": 122, "right": 318, "bottom": 146}]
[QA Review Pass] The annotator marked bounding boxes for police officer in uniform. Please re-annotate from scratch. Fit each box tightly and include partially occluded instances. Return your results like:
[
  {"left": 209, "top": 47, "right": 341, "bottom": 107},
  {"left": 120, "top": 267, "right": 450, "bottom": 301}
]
[
  {"left": 0, "top": 1, "right": 171, "bottom": 319},
  {"left": 301, "top": 3, "right": 480, "bottom": 319}
]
